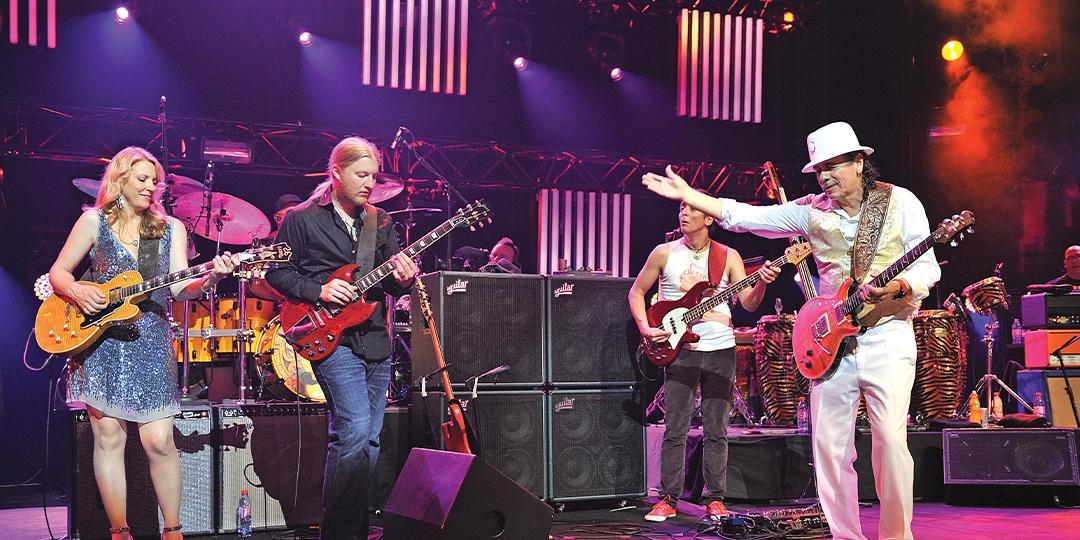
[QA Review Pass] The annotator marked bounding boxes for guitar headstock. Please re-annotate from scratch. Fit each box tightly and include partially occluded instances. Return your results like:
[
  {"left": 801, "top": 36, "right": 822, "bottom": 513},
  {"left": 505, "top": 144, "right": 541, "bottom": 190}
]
[
  {"left": 783, "top": 241, "right": 813, "bottom": 265},
  {"left": 932, "top": 210, "right": 975, "bottom": 247},
  {"left": 451, "top": 200, "right": 492, "bottom": 231},
  {"left": 244, "top": 242, "right": 293, "bottom": 264},
  {"left": 762, "top": 161, "right": 782, "bottom": 200}
]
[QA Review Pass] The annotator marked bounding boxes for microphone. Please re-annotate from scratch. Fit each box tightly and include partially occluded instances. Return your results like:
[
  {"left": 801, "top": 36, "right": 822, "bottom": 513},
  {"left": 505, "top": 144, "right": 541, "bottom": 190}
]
[
  {"left": 159, "top": 95, "right": 166, "bottom": 113},
  {"left": 389, "top": 126, "right": 407, "bottom": 151}
]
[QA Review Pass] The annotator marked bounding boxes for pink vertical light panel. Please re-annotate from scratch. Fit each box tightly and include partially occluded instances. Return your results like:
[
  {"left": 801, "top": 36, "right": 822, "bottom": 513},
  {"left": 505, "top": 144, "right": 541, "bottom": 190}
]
[
  {"left": 677, "top": 11, "right": 763, "bottom": 123},
  {"left": 47, "top": 0, "right": 55, "bottom": 48},
  {"left": 9, "top": 0, "right": 19, "bottom": 44},
  {"left": 28, "top": 0, "right": 36, "bottom": 46},
  {"left": 361, "top": 0, "right": 468, "bottom": 95}
]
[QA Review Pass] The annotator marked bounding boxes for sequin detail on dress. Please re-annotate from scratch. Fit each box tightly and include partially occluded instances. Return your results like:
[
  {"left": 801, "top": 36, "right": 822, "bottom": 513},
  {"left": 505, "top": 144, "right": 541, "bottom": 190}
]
[{"left": 67, "top": 212, "right": 178, "bottom": 422}]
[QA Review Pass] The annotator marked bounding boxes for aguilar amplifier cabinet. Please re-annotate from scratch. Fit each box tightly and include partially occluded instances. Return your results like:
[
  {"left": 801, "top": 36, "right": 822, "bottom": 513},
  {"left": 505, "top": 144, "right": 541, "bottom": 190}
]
[
  {"left": 411, "top": 272, "right": 545, "bottom": 388},
  {"left": 1022, "top": 292, "right": 1080, "bottom": 329},
  {"left": 546, "top": 275, "right": 638, "bottom": 386},
  {"left": 214, "top": 402, "right": 328, "bottom": 533},
  {"left": 69, "top": 405, "right": 214, "bottom": 540}
]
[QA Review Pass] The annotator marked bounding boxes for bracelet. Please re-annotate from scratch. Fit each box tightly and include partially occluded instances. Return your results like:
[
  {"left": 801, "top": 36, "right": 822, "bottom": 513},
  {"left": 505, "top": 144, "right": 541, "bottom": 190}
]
[
  {"left": 891, "top": 280, "right": 909, "bottom": 300},
  {"left": 199, "top": 277, "right": 217, "bottom": 293}
]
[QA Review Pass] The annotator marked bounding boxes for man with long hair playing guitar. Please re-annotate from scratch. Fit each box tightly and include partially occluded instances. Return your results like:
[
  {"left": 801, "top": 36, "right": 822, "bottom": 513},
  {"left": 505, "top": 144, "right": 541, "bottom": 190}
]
[
  {"left": 266, "top": 136, "right": 418, "bottom": 540},
  {"left": 629, "top": 199, "right": 779, "bottom": 522},
  {"left": 643, "top": 123, "right": 941, "bottom": 540}
]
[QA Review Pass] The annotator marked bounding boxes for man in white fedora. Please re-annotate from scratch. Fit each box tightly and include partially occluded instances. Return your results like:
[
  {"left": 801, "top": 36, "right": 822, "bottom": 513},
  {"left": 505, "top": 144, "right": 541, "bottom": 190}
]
[{"left": 641, "top": 121, "right": 940, "bottom": 540}]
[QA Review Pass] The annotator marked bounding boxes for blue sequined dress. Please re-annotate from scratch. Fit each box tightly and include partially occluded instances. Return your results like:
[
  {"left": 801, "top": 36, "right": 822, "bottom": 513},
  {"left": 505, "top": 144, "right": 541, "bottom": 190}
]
[{"left": 67, "top": 211, "right": 179, "bottom": 422}]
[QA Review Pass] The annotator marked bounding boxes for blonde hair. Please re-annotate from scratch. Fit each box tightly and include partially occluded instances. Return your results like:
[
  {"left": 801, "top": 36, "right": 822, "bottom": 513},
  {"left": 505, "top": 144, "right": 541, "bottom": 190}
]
[
  {"left": 96, "top": 146, "right": 168, "bottom": 238},
  {"left": 309, "top": 136, "right": 382, "bottom": 202}
]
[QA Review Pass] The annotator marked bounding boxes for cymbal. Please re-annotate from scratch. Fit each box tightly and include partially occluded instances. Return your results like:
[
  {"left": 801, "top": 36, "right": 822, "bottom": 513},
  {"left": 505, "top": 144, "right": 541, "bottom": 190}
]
[
  {"left": 71, "top": 174, "right": 205, "bottom": 198},
  {"left": 370, "top": 173, "right": 405, "bottom": 203},
  {"left": 172, "top": 192, "right": 271, "bottom": 245},
  {"left": 388, "top": 207, "right": 444, "bottom": 217}
]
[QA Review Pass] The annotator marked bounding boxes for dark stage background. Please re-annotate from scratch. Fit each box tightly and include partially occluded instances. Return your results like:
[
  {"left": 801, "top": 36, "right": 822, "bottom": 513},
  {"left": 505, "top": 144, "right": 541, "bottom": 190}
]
[{"left": 0, "top": 0, "right": 1077, "bottom": 499}]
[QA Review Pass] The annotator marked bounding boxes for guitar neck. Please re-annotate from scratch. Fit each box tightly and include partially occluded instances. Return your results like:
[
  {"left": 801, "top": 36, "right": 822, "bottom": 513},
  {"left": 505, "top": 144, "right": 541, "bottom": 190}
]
[
  {"left": 352, "top": 218, "right": 459, "bottom": 293},
  {"left": 684, "top": 252, "right": 792, "bottom": 323},
  {"left": 415, "top": 281, "right": 457, "bottom": 400},
  {"left": 112, "top": 260, "right": 217, "bottom": 302},
  {"left": 841, "top": 234, "right": 936, "bottom": 315}
]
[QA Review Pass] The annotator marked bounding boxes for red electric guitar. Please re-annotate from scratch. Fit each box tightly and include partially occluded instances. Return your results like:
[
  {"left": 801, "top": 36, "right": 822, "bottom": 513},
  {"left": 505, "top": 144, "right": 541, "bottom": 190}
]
[
  {"left": 279, "top": 200, "right": 490, "bottom": 362},
  {"left": 642, "top": 242, "right": 812, "bottom": 367},
  {"left": 792, "top": 211, "right": 974, "bottom": 380}
]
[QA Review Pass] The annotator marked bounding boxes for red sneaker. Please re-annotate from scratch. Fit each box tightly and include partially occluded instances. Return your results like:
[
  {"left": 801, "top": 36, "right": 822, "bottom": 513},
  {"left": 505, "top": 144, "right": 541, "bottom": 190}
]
[
  {"left": 645, "top": 499, "right": 677, "bottom": 522},
  {"left": 706, "top": 500, "right": 729, "bottom": 518}
]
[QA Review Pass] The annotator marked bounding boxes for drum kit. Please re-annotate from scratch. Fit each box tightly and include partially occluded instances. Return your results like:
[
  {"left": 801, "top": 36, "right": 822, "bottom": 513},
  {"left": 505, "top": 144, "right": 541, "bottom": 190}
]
[{"left": 70, "top": 171, "right": 438, "bottom": 403}]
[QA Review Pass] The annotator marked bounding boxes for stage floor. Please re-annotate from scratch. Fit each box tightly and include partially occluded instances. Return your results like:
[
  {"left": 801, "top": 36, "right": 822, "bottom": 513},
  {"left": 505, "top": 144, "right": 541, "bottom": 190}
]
[{"left": 4, "top": 501, "right": 1077, "bottom": 539}]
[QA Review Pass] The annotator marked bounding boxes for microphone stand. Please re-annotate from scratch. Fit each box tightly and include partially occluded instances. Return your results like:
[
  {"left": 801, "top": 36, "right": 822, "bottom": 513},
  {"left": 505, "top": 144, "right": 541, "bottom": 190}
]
[
  {"left": 1052, "top": 335, "right": 1080, "bottom": 426},
  {"left": 396, "top": 127, "right": 471, "bottom": 270}
]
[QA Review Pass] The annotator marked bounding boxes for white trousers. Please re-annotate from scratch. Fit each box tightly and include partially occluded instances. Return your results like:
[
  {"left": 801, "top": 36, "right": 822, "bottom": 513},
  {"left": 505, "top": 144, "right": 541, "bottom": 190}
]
[{"left": 810, "top": 320, "right": 916, "bottom": 540}]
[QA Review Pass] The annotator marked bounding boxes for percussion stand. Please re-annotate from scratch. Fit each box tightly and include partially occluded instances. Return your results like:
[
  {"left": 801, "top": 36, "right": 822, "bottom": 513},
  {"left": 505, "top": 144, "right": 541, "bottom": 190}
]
[{"left": 971, "top": 312, "right": 1032, "bottom": 425}]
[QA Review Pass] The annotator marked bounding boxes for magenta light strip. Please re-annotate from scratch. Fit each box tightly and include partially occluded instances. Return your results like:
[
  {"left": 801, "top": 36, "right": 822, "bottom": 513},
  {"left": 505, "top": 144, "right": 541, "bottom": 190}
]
[
  {"left": 376, "top": 0, "right": 387, "bottom": 87},
  {"left": 458, "top": 0, "right": 467, "bottom": 95},
  {"left": 722, "top": 14, "right": 731, "bottom": 120},
  {"left": 621, "top": 193, "right": 631, "bottom": 277},
  {"left": 677, "top": 9, "right": 687, "bottom": 117},
  {"left": 28, "top": 0, "right": 37, "bottom": 46},
  {"left": 575, "top": 191, "right": 584, "bottom": 267},
  {"left": 743, "top": 17, "right": 753, "bottom": 122},
  {"left": 432, "top": 0, "right": 442, "bottom": 93},
  {"left": 362, "top": 0, "right": 372, "bottom": 85},
  {"left": 551, "top": 189, "right": 561, "bottom": 272},
  {"left": 419, "top": 0, "right": 428, "bottom": 91},
  {"left": 10, "top": 0, "right": 19, "bottom": 44},
  {"left": 688, "top": 9, "right": 698, "bottom": 118},
  {"left": 754, "top": 18, "right": 763, "bottom": 123},
  {"left": 700, "top": 11, "right": 710, "bottom": 118},
  {"left": 562, "top": 190, "right": 572, "bottom": 263},
  {"left": 712, "top": 13, "right": 721, "bottom": 119},
  {"left": 47, "top": 0, "right": 55, "bottom": 48},
  {"left": 599, "top": 193, "right": 608, "bottom": 273},
  {"left": 538, "top": 189, "right": 549, "bottom": 274},
  {"left": 404, "top": 0, "right": 415, "bottom": 89},
  {"left": 390, "top": 0, "right": 401, "bottom": 88},
  {"left": 587, "top": 192, "right": 596, "bottom": 271},
  {"left": 444, "top": 0, "right": 455, "bottom": 94},
  {"left": 611, "top": 195, "right": 621, "bottom": 276}
]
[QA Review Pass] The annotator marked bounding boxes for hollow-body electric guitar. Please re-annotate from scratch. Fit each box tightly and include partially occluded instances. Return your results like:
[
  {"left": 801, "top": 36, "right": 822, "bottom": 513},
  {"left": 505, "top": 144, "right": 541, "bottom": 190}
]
[
  {"left": 642, "top": 242, "right": 812, "bottom": 367},
  {"left": 279, "top": 200, "right": 490, "bottom": 362},
  {"left": 35, "top": 242, "right": 292, "bottom": 356},
  {"left": 792, "top": 211, "right": 974, "bottom": 380}
]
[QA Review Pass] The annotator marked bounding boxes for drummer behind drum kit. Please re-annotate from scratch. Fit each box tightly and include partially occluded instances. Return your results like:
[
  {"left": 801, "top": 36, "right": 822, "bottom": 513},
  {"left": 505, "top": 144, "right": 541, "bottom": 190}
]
[{"left": 68, "top": 171, "right": 425, "bottom": 403}]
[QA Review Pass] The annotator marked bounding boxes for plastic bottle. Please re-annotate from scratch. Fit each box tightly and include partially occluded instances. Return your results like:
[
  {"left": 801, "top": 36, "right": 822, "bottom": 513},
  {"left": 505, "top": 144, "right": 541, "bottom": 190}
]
[
  {"left": 796, "top": 396, "right": 810, "bottom": 434},
  {"left": 1012, "top": 319, "right": 1024, "bottom": 344},
  {"left": 1033, "top": 392, "right": 1046, "bottom": 417},
  {"left": 236, "top": 489, "right": 252, "bottom": 537},
  {"left": 968, "top": 391, "right": 982, "bottom": 424},
  {"left": 991, "top": 391, "right": 1004, "bottom": 420}
]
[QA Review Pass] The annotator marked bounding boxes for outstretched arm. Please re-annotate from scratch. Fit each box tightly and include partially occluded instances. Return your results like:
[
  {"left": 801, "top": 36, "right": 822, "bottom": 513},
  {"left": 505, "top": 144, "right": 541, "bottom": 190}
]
[{"left": 642, "top": 166, "right": 726, "bottom": 218}]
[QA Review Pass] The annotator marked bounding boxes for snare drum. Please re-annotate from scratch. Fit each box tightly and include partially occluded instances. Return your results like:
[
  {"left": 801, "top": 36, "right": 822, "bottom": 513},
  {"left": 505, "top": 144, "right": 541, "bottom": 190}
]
[
  {"left": 754, "top": 315, "right": 809, "bottom": 425},
  {"left": 256, "top": 317, "right": 325, "bottom": 402},
  {"left": 910, "top": 309, "right": 968, "bottom": 422}
]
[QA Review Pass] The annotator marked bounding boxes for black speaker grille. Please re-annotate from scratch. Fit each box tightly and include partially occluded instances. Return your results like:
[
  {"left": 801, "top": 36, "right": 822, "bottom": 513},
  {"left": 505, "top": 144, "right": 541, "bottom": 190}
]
[
  {"left": 943, "top": 428, "right": 1080, "bottom": 485},
  {"left": 412, "top": 390, "right": 547, "bottom": 498},
  {"left": 548, "top": 389, "right": 646, "bottom": 500},
  {"left": 412, "top": 272, "right": 545, "bottom": 387},
  {"left": 547, "top": 276, "right": 638, "bottom": 386}
]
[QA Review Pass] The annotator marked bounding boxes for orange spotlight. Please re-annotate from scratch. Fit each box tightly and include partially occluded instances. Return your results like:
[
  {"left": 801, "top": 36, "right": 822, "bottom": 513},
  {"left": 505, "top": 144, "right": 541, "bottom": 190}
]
[
  {"left": 941, "top": 40, "right": 964, "bottom": 62},
  {"left": 782, "top": 10, "right": 795, "bottom": 32}
]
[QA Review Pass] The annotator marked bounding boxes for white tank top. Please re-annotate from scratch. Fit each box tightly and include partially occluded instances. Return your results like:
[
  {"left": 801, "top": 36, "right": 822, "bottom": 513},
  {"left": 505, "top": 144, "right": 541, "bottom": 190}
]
[{"left": 659, "top": 240, "right": 735, "bottom": 351}]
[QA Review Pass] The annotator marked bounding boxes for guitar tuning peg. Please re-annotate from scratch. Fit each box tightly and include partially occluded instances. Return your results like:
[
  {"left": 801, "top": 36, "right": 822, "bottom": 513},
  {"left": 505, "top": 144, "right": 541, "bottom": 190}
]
[
  {"left": 966, "top": 226, "right": 974, "bottom": 234},
  {"left": 949, "top": 239, "right": 958, "bottom": 247}
]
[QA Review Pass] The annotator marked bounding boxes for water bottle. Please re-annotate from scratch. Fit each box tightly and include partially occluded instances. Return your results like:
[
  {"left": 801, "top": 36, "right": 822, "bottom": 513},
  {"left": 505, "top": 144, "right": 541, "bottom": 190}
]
[
  {"left": 1033, "top": 392, "right": 1046, "bottom": 418},
  {"left": 1011, "top": 319, "right": 1024, "bottom": 344},
  {"left": 796, "top": 396, "right": 810, "bottom": 434},
  {"left": 236, "top": 489, "right": 252, "bottom": 537}
]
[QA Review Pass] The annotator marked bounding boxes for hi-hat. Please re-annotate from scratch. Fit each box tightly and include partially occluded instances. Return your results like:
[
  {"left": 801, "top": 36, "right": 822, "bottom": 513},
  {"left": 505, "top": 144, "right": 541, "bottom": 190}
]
[
  {"left": 388, "top": 207, "right": 443, "bottom": 217},
  {"left": 173, "top": 192, "right": 271, "bottom": 245},
  {"left": 369, "top": 173, "right": 405, "bottom": 203},
  {"left": 71, "top": 173, "right": 206, "bottom": 198}
]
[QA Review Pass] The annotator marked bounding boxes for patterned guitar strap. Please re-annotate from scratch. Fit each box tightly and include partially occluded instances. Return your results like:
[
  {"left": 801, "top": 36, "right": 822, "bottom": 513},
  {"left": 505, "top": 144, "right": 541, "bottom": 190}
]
[
  {"left": 136, "top": 236, "right": 164, "bottom": 315},
  {"left": 849, "top": 181, "right": 893, "bottom": 307}
]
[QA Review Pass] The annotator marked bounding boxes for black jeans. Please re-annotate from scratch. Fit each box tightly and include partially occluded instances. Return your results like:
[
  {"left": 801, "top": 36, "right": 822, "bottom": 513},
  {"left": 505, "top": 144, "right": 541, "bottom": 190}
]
[{"left": 660, "top": 347, "right": 736, "bottom": 503}]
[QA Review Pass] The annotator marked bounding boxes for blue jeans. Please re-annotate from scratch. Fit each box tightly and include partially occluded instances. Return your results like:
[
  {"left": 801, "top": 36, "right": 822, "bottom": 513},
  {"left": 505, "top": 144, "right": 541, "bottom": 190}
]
[{"left": 311, "top": 346, "right": 391, "bottom": 540}]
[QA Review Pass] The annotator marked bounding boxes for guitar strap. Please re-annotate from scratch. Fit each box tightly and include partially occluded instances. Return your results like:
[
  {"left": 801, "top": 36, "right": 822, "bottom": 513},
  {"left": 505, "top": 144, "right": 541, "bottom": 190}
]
[
  {"left": 138, "top": 237, "right": 162, "bottom": 281},
  {"left": 708, "top": 241, "right": 728, "bottom": 286},
  {"left": 354, "top": 204, "right": 378, "bottom": 274},
  {"left": 850, "top": 181, "right": 892, "bottom": 284}
]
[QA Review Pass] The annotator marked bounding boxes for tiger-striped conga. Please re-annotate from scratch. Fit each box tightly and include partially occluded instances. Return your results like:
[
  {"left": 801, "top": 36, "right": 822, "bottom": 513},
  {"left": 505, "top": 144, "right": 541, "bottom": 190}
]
[
  {"left": 910, "top": 309, "right": 968, "bottom": 422},
  {"left": 754, "top": 315, "right": 810, "bottom": 425},
  {"left": 733, "top": 327, "right": 757, "bottom": 409}
]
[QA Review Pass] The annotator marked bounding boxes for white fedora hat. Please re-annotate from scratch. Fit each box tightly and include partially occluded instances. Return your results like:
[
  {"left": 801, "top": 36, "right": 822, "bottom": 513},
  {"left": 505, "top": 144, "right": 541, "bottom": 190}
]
[{"left": 801, "top": 121, "right": 874, "bottom": 173}]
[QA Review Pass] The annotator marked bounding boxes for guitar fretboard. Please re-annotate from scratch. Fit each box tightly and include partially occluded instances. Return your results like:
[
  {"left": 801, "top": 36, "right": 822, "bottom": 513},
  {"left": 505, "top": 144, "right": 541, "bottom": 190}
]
[
  {"left": 682, "top": 252, "right": 795, "bottom": 324},
  {"left": 838, "top": 233, "right": 938, "bottom": 317},
  {"left": 353, "top": 218, "right": 461, "bottom": 293},
  {"left": 110, "top": 261, "right": 218, "bottom": 303}
]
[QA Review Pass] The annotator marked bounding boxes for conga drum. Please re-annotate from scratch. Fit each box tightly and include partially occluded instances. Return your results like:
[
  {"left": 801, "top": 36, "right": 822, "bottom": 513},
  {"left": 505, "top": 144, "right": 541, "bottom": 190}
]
[
  {"left": 733, "top": 327, "right": 757, "bottom": 411},
  {"left": 754, "top": 315, "right": 809, "bottom": 425},
  {"left": 962, "top": 276, "right": 1008, "bottom": 314},
  {"left": 910, "top": 309, "right": 968, "bottom": 422}
]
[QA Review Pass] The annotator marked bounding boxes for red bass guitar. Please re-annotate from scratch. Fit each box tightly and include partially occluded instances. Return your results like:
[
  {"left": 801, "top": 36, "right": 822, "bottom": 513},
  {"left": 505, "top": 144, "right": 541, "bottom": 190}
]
[
  {"left": 642, "top": 242, "right": 812, "bottom": 367},
  {"left": 280, "top": 200, "right": 490, "bottom": 361},
  {"left": 792, "top": 211, "right": 973, "bottom": 380}
]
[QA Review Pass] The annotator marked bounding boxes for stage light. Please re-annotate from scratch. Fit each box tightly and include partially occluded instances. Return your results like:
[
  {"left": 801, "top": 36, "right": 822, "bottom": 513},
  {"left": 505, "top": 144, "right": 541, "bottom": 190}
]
[
  {"left": 782, "top": 10, "right": 795, "bottom": 31},
  {"left": 492, "top": 18, "right": 534, "bottom": 68},
  {"left": 588, "top": 31, "right": 626, "bottom": 77},
  {"left": 298, "top": 31, "right": 313, "bottom": 47},
  {"left": 942, "top": 40, "right": 964, "bottom": 62},
  {"left": 513, "top": 56, "right": 528, "bottom": 71},
  {"left": 114, "top": 6, "right": 131, "bottom": 24},
  {"left": 609, "top": 67, "right": 623, "bottom": 81}
]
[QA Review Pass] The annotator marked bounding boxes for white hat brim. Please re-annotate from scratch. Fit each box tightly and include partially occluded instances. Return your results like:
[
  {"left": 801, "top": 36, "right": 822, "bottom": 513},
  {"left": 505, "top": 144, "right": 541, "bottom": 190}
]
[{"left": 801, "top": 145, "right": 874, "bottom": 174}]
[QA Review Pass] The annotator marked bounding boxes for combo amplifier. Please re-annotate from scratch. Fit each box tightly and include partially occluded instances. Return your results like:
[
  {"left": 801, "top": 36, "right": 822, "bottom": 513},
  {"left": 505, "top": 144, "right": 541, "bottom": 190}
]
[
  {"left": 69, "top": 405, "right": 214, "bottom": 539},
  {"left": 1023, "top": 330, "right": 1080, "bottom": 368},
  {"left": 411, "top": 272, "right": 545, "bottom": 388},
  {"left": 1022, "top": 292, "right": 1080, "bottom": 329}
]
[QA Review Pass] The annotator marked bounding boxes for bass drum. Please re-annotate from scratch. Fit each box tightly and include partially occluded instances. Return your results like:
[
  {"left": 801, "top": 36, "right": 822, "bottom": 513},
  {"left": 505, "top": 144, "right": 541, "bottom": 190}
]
[{"left": 255, "top": 317, "right": 325, "bottom": 402}]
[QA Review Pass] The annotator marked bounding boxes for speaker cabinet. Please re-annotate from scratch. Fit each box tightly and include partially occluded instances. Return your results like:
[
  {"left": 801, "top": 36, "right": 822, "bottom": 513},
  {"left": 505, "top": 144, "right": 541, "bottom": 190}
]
[
  {"left": 546, "top": 276, "right": 638, "bottom": 386},
  {"left": 411, "top": 272, "right": 545, "bottom": 388},
  {"left": 547, "top": 388, "right": 646, "bottom": 501},
  {"left": 1016, "top": 369, "right": 1080, "bottom": 427},
  {"left": 69, "top": 405, "right": 214, "bottom": 539},
  {"left": 944, "top": 428, "right": 1080, "bottom": 485},
  {"left": 412, "top": 390, "right": 547, "bottom": 498},
  {"left": 383, "top": 448, "right": 553, "bottom": 540},
  {"left": 214, "top": 403, "right": 328, "bottom": 533}
]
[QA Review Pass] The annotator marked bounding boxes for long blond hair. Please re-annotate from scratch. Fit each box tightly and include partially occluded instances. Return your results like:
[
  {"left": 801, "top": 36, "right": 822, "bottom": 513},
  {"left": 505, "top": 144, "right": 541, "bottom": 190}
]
[
  {"left": 96, "top": 146, "right": 168, "bottom": 238},
  {"left": 308, "top": 136, "right": 382, "bottom": 202}
]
